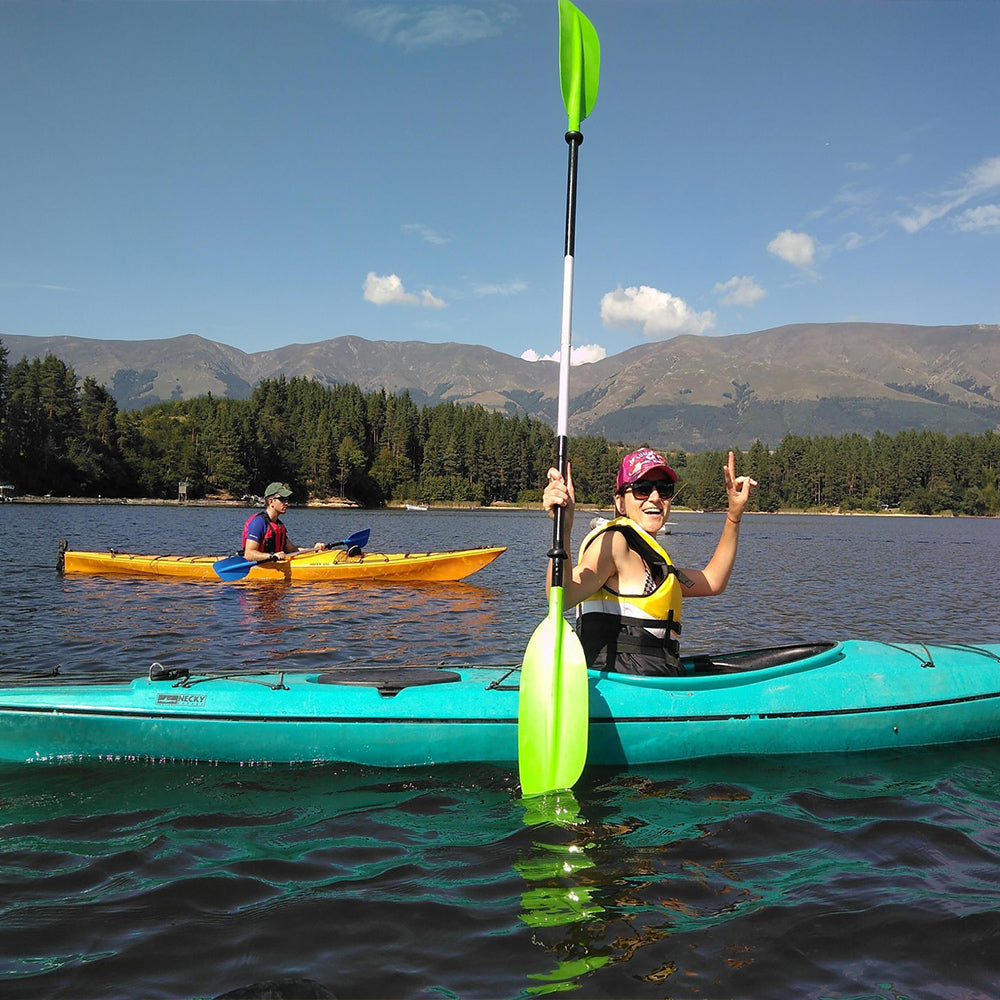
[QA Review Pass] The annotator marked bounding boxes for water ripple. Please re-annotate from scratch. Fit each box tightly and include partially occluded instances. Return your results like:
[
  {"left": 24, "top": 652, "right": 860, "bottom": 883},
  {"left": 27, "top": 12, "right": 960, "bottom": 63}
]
[{"left": 2, "top": 508, "right": 1000, "bottom": 998}]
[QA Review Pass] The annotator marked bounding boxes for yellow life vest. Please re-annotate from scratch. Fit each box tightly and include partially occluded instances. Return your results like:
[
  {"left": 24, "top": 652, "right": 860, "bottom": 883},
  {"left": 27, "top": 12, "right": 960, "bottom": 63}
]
[{"left": 576, "top": 516, "right": 685, "bottom": 675}]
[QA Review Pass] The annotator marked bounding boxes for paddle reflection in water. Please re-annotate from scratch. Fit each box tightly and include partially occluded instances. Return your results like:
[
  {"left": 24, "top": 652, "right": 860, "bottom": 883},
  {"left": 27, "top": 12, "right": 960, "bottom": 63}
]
[
  {"left": 513, "top": 778, "right": 734, "bottom": 993},
  {"left": 506, "top": 748, "right": 1000, "bottom": 996},
  {"left": 517, "top": 791, "right": 611, "bottom": 994}
]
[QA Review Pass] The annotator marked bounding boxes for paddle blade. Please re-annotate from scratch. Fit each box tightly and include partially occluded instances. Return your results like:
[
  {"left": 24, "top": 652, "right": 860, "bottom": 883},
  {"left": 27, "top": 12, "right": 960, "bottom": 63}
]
[
  {"left": 344, "top": 528, "right": 370, "bottom": 549},
  {"left": 327, "top": 528, "right": 370, "bottom": 550},
  {"left": 558, "top": 0, "right": 600, "bottom": 132},
  {"left": 518, "top": 589, "right": 590, "bottom": 796},
  {"left": 212, "top": 555, "right": 255, "bottom": 581}
]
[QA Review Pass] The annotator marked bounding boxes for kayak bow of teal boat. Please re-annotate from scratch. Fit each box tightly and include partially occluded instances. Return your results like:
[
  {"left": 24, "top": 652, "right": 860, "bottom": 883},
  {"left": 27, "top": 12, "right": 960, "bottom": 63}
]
[{"left": 2, "top": 639, "right": 1000, "bottom": 769}]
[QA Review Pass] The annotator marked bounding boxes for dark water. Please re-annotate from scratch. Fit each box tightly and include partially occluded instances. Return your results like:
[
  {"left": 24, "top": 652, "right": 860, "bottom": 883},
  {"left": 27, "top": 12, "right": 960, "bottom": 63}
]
[{"left": 2, "top": 505, "right": 999, "bottom": 999}]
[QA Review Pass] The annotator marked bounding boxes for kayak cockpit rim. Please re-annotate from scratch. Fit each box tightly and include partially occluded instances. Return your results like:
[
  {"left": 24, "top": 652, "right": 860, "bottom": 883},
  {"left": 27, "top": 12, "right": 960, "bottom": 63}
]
[
  {"left": 684, "top": 641, "right": 840, "bottom": 674},
  {"left": 138, "top": 643, "right": 848, "bottom": 698},
  {"left": 594, "top": 641, "right": 846, "bottom": 689}
]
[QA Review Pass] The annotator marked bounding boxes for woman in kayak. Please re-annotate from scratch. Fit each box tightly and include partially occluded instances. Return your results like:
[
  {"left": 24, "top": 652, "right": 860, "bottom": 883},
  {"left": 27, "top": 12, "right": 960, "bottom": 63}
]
[
  {"left": 542, "top": 447, "right": 756, "bottom": 676},
  {"left": 242, "top": 482, "right": 324, "bottom": 564}
]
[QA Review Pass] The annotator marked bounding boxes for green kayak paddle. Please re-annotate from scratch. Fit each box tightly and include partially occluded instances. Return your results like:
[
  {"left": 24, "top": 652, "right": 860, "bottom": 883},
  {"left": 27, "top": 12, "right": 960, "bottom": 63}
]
[
  {"left": 518, "top": 0, "right": 600, "bottom": 797},
  {"left": 212, "top": 528, "right": 371, "bottom": 582}
]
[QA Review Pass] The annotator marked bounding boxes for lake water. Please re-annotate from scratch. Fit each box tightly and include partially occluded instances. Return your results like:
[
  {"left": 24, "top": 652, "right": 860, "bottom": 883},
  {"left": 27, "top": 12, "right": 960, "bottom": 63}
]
[{"left": 2, "top": 504, "right": 999, "bottom": 999}]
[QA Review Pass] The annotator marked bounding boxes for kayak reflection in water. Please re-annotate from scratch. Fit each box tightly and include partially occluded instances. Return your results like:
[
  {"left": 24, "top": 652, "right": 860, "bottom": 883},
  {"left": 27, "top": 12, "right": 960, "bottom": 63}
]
[
  {"left": 241, "top": 481, "right": 325, "bottom": 564},
  {"left": 542, "top": 448, "right": 756, "bottom": 677}
]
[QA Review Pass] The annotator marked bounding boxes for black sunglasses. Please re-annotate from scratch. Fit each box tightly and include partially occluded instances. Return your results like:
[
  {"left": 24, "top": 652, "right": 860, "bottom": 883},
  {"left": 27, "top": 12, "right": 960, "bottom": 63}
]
[{"left": 625, "top": 478, "right": 675, "bottom": 501}]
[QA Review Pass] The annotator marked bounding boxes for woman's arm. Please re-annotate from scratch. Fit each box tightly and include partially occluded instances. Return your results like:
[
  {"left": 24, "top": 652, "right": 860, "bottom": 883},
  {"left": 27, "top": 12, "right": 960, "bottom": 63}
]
[
  {"left": 542, "top": 463, "right": 619, "bottom": 608},
  {"left": 679, "top": 450, "right": 757, "bottom": 597}
]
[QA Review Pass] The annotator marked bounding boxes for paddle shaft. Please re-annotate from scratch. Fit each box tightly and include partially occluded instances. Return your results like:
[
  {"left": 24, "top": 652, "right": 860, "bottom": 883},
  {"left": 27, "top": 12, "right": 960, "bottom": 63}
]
[
  {"left": 251, "top": 544, "right": 338, "bottom": 565},
  {"left": 265, "top": 527, "right": 369, "bottom": 560},
  {"left": 263, "top": 535, "right": 366, "bottom": 562},
  {"left": 550, "top": 130, "right": 583, "bottom": 590}
]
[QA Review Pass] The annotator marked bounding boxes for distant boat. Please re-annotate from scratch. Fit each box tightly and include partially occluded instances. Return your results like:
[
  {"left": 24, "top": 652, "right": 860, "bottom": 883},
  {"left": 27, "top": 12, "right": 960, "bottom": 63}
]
[{"left": 405, "top": 503, "right": 429, "bottom": 511}]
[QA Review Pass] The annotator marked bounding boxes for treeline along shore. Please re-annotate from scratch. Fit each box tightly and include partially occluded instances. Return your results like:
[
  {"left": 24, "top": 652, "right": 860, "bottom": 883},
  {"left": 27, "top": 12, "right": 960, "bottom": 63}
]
[{"left": 2, "top": 339, "right": 999, "bottom": 515}]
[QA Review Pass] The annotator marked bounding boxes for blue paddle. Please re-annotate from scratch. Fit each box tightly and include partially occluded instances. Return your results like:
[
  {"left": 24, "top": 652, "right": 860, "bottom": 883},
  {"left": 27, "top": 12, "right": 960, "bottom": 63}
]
[{"left": 212, "top": 528, "right": 371, "bottom": 582}]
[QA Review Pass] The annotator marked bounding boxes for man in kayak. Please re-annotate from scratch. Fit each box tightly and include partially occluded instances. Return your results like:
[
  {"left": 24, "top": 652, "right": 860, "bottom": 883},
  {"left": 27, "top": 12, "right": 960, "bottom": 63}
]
[
  {"left": 241, "top": 482, "right": 325, "bottom": 564},
  {"left": 542, "top": 448, "right": 756, "bottom": 676}
]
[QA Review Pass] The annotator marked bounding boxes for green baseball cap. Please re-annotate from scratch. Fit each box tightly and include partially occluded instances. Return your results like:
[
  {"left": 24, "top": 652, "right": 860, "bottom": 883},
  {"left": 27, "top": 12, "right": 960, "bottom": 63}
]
[{"left": 264, "top": 482, "right": 292, "bottom": 499}]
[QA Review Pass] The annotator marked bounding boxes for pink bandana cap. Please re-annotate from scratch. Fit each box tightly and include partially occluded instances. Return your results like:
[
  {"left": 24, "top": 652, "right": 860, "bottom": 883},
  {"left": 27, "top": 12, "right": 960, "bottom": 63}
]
[{"left": 615, "top": 448, "right": 677, "bottom": 493}]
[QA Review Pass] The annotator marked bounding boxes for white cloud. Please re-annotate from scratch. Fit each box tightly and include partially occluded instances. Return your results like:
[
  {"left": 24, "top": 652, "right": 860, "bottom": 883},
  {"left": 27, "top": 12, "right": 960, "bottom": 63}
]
[
  {"left": 345, "top": 4, "right": 517, "bottom": 51},
  {"left": 767, "top": 230, "right": 816, "bottom": 270},
  {"left": 521, "top": 344, "right": 606, "bottom": 365},
  {"left": 832, "top": 185, "right": 880, "bottom": 215},
  {"left": 955, "top": 204, "right": 1000, "bottom": 232},
  {"left": 896, "top": 203, "right": 948, "bottom": 235},
  {"left": 0, "top": 281, "right": 74, "bottom": 292},
  {"left": 363, "top": 272, "right": 446, "bottom": 309},
  {"left": 895, "top": 155, "right": 1000, "bottom": 233},
  {"left": 401, "top": 223, "right": 451, "bottom": 246},
  {"left": 805, "top": 184, "right": 880, "bottom": 227},
  {"left": 714, "top": 275, "right": 765, "bottom": 308},
  {"left": 838, "top": 229, "right": 887, "bottom": 252},
  {"left": 473, "top": 280, "right": 527, "bottom": 296},
  {"left": 600, "top": 285, "right": 715, "bottom": 338}
]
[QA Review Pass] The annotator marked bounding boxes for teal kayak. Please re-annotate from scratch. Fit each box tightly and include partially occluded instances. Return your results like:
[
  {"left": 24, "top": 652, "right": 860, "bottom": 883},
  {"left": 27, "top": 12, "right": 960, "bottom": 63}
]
[{"left": 2, "top": 640, "right": 1000, "bottom": 768}]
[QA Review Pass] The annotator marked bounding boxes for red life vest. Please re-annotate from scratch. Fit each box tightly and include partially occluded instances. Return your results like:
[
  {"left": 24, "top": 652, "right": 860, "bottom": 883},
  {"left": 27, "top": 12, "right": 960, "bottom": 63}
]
[{"left": 241, "top": 512, "right": 288, "bottom": 554}]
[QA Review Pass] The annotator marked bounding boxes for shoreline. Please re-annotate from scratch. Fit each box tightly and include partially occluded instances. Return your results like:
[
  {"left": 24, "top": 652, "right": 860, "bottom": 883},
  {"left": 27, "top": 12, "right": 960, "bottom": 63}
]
[
  {"left": 9, "top": 495, "right": 360, "bottom": 508},
  {"left": 4, "top": 495, "right": 984, "bottom": 518}
]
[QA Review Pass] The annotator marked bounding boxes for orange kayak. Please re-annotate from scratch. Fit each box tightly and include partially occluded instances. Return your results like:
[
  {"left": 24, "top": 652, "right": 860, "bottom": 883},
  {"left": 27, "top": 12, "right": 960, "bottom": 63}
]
[{"left": 59, "top": 545, "right": 506, "bottom": 583}]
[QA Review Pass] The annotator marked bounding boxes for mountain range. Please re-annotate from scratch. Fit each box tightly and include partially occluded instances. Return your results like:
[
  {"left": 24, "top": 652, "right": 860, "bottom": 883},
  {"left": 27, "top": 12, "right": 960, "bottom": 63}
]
[{"left": 4, "top": 323, "right": 1000, "bottom": 451}]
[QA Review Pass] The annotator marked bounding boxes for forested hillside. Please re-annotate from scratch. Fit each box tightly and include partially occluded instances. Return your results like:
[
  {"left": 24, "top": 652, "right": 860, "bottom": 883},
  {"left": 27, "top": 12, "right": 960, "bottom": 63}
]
[{"left": 1, "top": 341, "right": 999, "bottom": 515}]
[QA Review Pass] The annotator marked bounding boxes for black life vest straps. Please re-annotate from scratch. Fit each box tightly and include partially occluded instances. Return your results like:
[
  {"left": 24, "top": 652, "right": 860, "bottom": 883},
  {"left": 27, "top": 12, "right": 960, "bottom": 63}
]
[{"left": 601, "top": 522, "right": 694, "bottom": 589}]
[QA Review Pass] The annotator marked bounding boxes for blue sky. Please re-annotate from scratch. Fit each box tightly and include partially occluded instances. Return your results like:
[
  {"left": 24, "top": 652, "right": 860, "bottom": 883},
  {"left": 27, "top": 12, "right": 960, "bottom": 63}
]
[{"left": 3, "top": 1, "right": 999, "bottom": 366}]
